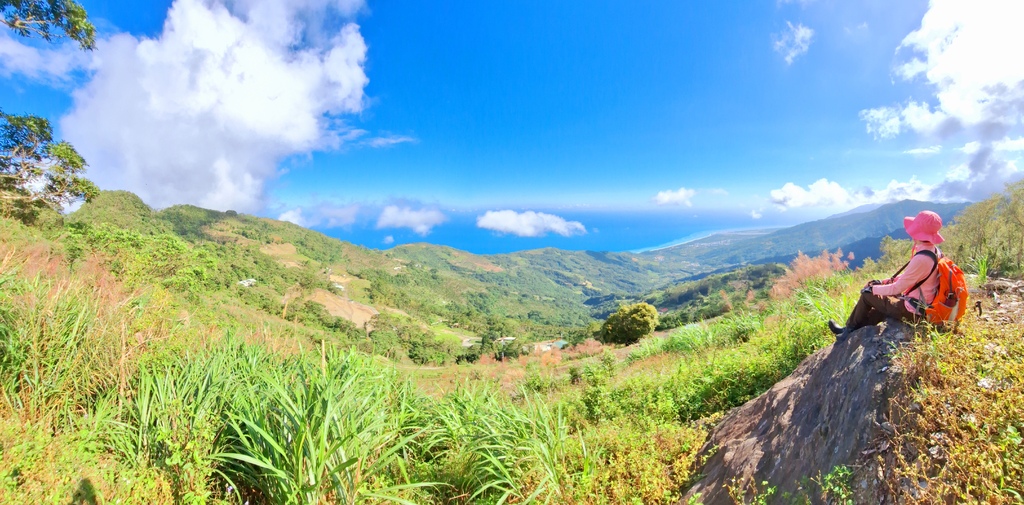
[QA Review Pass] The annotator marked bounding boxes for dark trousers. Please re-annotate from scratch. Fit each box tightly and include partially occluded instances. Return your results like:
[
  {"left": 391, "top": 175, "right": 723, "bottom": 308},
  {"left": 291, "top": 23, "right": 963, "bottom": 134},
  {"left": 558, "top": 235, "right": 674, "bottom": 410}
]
[{"left": 845, "top": 291, "right": 920, "bottom": 330}]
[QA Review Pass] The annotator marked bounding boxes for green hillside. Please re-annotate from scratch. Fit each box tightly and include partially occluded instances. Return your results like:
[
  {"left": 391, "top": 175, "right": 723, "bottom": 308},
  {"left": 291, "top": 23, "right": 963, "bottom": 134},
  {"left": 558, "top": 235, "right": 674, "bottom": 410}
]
[
  {"left": 61, "top": 191, "right": 971, "bottom": 353},
  {"left": 2, "top": 184, "right": 1022, "bottom": 504}
]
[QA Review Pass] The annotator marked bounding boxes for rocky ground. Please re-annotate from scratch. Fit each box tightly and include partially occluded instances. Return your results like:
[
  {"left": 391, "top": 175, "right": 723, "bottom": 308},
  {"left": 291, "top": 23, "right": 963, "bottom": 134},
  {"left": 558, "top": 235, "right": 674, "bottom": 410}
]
[
  {"left": 682, "top": 279, "right": 1021, "bottom": 505},
  {"left": 978, "top": 277, "right": 1024, "bottom": 325}
]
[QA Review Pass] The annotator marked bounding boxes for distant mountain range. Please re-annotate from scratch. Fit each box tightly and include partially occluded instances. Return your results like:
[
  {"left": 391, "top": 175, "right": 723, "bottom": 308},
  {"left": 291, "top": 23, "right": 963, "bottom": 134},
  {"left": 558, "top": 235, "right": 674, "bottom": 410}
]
[{"left": 641, "top": 200, "right": 969, "bottom": 271}]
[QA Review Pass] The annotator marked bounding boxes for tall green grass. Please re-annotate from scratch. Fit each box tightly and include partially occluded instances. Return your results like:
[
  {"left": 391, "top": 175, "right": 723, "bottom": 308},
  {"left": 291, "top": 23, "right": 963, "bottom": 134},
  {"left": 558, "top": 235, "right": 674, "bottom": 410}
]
[
  {"left": 626, "top": 311, "right": 765, "bottom": 365},
  {"left": 0, "top": 218, "right": 888, "bottom": 504},
  {"left": 216, "top": 349, "right": 427, "bottom": 505}
]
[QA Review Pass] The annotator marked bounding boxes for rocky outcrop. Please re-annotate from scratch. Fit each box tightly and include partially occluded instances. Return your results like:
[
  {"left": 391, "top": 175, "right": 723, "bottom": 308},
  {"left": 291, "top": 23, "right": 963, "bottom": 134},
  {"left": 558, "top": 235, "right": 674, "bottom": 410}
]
[{"left": 682, "top": 322, "right": 913, "bottom": 504}]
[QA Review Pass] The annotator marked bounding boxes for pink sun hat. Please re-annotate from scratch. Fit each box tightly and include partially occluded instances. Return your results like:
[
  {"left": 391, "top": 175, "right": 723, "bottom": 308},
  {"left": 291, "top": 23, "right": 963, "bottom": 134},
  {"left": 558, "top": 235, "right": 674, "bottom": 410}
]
[{"left": 904, "top": 210, "right": 944, "bottom": 244}]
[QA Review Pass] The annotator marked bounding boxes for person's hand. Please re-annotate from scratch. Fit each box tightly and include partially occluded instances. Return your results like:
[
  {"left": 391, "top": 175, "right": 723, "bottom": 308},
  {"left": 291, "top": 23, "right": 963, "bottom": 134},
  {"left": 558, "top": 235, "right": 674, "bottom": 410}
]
[
  {"left": 861, "top": 284, "right": 874, "bottom": 295},
  {"left": 867, "top": 279, "right": 882, "bottom": 286}
]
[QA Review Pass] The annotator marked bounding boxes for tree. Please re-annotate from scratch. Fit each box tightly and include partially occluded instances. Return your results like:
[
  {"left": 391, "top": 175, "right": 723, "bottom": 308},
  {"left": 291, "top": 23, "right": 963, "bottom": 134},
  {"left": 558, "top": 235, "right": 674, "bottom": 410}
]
[
  {"left": 0, "top": 111, "right": 98, "bottom": 223},
  {"left": 601, "top": 302, "right": 658, "bottom": 345},
  {"left": 1, "top": 0, "right": 97, "bottom": 223},
  {"left": 1, "top": 0, "right": 95, "bottom": 49}
]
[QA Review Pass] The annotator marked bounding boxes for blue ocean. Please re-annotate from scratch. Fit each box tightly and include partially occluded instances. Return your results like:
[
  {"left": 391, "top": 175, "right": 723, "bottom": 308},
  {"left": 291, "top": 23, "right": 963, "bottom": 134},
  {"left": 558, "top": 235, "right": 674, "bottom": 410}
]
[{"left": 317, "top": 209, "right": 799, "bottom": 255}]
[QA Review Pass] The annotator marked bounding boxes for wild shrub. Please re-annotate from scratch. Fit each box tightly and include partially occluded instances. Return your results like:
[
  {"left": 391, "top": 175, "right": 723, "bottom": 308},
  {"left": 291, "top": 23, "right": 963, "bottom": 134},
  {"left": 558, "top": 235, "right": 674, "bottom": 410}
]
[
  {"left": 770, "top": 249, "right": 849, "bottom": 299},
  {"left": 563, "top": 338, "right": 604, "bottom": 359},
  {"left": 571, "top": 421, "right": 708, "bottom": 504},
  {"left": 886, "top": 318, "right": 1024, "bottom": 502},
  {"left": 943, "top": 180, "right": 1024, "bottom": 277},
  {"left": 0, "top": 244, "right": 177, "bottom": 426}
]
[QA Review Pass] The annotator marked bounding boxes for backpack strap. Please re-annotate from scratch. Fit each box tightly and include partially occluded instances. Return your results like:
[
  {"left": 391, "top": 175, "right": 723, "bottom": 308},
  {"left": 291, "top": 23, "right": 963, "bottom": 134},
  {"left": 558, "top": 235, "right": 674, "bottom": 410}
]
[
  {"left": 905, "top": 249, "right": 939, "bottom": 296},
  {"left": 899, "top": 249, "right": 939, "bottom": 313},
  {"left": 889, "top": 248, "right": 936, "bottom": 280}
]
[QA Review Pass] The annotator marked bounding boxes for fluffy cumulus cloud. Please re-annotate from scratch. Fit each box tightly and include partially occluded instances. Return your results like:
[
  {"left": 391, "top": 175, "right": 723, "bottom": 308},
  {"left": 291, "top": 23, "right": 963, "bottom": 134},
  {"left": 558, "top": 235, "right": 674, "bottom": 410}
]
[
  {"left": 750, "top": 209, "right": 763, "bottom": 219},
  {"left": 773, "top": 21, "right": 814, "bottom": 65},
  {"left": 652, "top": 187, "right": 697, "bottom": 206},
  {"left": 376, "top": 205, "right": 447, "bottom": 235},
  {"left": 476, "top": 210, "right": 586, "bottom": 238},
  {"left": 770, "top": 177, "right": 936, "bottom": 210},
  {"left": 859, "top": 0, "right": 1024, "bottom": 201},
  {"left": 278, "top": 208, "right": 307, "bottom": 226},
  {"left": 59, "top": 0, "right": 370, "bottom": 212}
]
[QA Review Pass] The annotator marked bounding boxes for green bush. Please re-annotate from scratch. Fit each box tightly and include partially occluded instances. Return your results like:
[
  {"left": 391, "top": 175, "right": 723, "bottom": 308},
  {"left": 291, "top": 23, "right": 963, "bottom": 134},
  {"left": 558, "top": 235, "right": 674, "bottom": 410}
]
[{"left": 601, "top": 303, "right": 658, "bottom": 345}]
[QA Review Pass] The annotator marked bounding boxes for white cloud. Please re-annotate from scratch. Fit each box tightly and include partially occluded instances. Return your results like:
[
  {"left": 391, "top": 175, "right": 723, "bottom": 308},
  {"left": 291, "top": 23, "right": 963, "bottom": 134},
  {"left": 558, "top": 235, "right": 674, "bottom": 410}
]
[
  {"left": 364, "top": 134, "right": 417, "bottom": 148},
  {"left": 60, "top": 0, "right": 370, "bottom": 212},
  {"left": 278, "top": 208, "right": 308, "bottom": 226},
  {"left": 859, "top": 0, "right": 1024, "bottom": 200},
  {"left": 318, "top": 204, "right": 360, "bottom": 227},
  {"left": 0, "top": 31, "right": 87, "bottom": 81},
  {"left": 769, "top": 175, "right": 972, "bottom": 210},
  {"left": 653, "top": 187, "right": 697, "bottom": 206},
  {"left": 960, "top": 141, "right": 981, "bottom": 154},
  {"left": 277, "top": 203, "right": 359, "bottom": 228},
  {"left": 773, "top": 21, "right": 814, "bottom": 65},
  {"left": 859, "top": 106, "right": 903, "bottom": 140},
  {"left": 891, "top": 0, "right": 1024, "bottom": 130},
  {"left": 750, "top": 209, "right": 763, "bottom": 219},
  {"left": 996, "top": 137, "right": 1024, "bottom": 152},
  {"left": 903, "top": 145, "right": 942, "bottom": 156},
  {"left": 376, "top": 205, "right": 446, "bottom": 235},
  {"left": 707, "top": 188, "right": 729, "bottom": 196},
  {"left": 382, "top": 235, "right": 394, "bottom": 245},
  {"left": 476, "top": 210, "right": 586, "bottom": 238},
  {"left": 769, "top": 178, "right": 852, "bottom": 209}
]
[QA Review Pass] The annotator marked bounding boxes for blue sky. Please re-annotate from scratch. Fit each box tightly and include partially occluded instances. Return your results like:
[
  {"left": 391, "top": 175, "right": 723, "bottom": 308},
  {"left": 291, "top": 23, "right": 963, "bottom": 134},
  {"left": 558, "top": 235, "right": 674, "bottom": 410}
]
[{"left": 2, "top": 0, "right": 1022, "bottom": 252}]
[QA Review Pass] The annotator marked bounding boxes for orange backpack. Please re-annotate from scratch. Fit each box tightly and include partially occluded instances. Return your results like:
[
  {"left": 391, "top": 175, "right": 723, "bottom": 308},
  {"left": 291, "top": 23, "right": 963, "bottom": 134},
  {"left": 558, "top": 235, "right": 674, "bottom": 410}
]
[{"left": 895, "top": 249, "right": 969, "bottom": 326}]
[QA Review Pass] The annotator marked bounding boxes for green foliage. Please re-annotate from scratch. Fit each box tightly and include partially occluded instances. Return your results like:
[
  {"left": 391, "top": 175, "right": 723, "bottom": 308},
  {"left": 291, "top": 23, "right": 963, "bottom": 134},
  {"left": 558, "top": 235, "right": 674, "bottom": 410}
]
[
  {"left": 415, "top": 385, "right": 591, "bottom": 504},
  {"left": 969, "top": 254, "right": 990, "bottom": 284},
  {"left": 641, "top": 264, "right": 783, "bottom": 329},
  {"left": 627, "top": 311, "right": 765, "bottom": 365},
  {"left": 7, "top": 205, "right": 1023, "bottom": 504},
  {"left": 818, "top": 465, "right": 854, "bottom": 505},
  {"left": 0, "top": 111, "right": 98, "bottom": 224},
  {"left": 64, "top": 222, "right": 213, "bottom": 294},
  {"left": 0, "top": 0, "right": 95, "bottom": 49},
  {"left": 601, "top": 302, "right": 658, "bottom": 345},
  {"left": 216, "top": 349, "right": 426, "bottom": 505},
  {"left": 887, "top": 319, "right": 1024, "bottom": 502},
  {"left": 943, "top": 181, "right": 1024, "bottom": 277},
  {"left": 66, "top": 190, "right": 169, "bottom": 235},
  {"left": 727, "top": 478, "right": 776, "bottom": 505}
]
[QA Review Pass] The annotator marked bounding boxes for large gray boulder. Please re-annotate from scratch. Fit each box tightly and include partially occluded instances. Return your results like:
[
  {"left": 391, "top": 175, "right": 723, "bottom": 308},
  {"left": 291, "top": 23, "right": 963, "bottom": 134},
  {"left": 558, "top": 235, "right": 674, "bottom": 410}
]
[{"left": 683, "top": 322, "right": 912, "bottom": 504}]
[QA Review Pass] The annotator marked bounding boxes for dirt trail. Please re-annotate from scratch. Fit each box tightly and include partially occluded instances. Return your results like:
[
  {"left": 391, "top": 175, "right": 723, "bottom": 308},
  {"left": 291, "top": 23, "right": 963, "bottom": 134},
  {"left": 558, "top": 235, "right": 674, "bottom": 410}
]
[
  {"left": 309, "top": 288, "right": 378, "bottom": 327},
  {"left": 260, "top": 243, "right": 303, "bottom": 268}
]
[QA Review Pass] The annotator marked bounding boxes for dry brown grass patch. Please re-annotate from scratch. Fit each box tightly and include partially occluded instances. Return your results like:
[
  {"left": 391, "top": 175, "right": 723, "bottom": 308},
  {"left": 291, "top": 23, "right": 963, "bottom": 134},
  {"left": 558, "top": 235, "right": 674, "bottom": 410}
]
[{"left": 884, "top": 314, "right": 1024, "bottom": 503}]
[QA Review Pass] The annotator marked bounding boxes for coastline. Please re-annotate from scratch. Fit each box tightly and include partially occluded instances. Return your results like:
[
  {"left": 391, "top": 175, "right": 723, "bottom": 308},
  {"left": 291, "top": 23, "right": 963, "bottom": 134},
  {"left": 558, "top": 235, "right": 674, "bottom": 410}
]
[{"left": 628, "top": 226, "right": 781, "bottom": 254}]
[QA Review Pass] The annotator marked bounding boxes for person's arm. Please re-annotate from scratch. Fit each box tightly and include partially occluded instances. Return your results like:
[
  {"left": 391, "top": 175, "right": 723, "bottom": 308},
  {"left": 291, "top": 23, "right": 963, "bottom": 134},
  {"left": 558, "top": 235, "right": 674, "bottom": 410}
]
[{"left": 872, "top": 254, "right": 935, "bottom": 296}]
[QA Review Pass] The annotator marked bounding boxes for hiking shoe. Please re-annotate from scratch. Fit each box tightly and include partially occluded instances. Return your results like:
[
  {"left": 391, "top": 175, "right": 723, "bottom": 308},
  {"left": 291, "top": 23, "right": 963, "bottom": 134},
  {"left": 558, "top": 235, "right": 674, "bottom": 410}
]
[
  {"left": 835, "top": 328, "right": 850, "bottom": 342},
  {"left": 828, "top": 319, "right": 845, "bottom": 336}
]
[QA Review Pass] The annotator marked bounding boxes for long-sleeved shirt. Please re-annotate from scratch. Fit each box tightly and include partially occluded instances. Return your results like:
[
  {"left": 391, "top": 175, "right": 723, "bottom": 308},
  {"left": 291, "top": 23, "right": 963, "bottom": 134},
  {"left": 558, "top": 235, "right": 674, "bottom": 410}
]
[{"left": 872, "top": 243, "right": 940, "bottom": 312}]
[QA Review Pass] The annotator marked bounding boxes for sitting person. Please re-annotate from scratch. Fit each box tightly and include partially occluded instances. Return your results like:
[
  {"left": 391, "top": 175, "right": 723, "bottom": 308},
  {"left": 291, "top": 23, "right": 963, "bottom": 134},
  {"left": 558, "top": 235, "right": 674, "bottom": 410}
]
[{"left": 828, "top": 210, "right": 945, "bottom": 341}]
